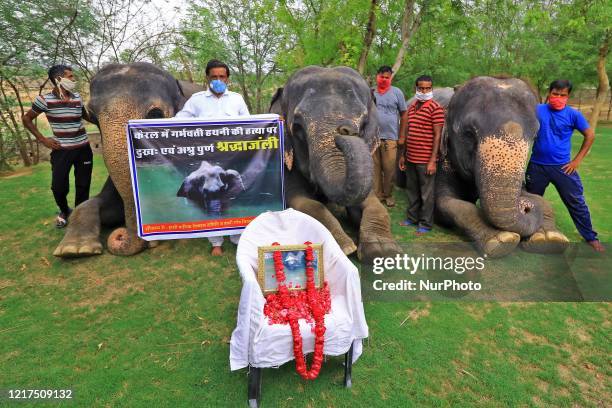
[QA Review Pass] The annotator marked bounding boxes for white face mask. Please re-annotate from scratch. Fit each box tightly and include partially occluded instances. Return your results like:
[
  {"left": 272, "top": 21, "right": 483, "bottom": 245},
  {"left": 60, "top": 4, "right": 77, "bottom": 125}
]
[
  {"left": 57, "top": 77, "right": 76, "bottom": 92},
  {"left": 415, "top": 91, "right": 433, "bottom": 101}
]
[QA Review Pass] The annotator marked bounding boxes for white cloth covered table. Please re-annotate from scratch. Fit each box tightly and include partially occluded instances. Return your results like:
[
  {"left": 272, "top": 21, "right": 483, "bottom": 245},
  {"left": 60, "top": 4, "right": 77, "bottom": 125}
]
[{"left": 230, "top": 208, "right": 369, "bottom": 370}]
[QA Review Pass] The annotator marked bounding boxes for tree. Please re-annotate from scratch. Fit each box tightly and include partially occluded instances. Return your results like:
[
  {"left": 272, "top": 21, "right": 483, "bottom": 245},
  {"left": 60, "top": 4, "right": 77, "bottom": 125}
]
[
  {"left": 187, "top": 0, "right": 286, "bottom": 113},
  {"left": 590, "top": 29, "right": 610, "bottom": 130},
  {"left": 357, "top": 0, "right": 379, "bottom": 74}
]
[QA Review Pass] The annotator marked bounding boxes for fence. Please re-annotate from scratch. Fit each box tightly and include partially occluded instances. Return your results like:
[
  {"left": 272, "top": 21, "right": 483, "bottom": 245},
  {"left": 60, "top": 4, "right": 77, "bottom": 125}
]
[{"left": 569, "top": 88, "right": 612, "bottom": 122}]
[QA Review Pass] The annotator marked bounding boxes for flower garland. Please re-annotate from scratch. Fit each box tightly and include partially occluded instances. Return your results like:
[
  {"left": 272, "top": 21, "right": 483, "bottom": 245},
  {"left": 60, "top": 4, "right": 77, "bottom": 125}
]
[{"left": 263, "top": 241, "right": 331, "bottom": 380}]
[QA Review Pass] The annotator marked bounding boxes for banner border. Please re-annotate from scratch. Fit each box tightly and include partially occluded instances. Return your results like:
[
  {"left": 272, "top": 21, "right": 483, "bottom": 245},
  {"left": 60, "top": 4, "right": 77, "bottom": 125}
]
[{"left": 126, "top": 115, "right": 285, "bottom": 240}]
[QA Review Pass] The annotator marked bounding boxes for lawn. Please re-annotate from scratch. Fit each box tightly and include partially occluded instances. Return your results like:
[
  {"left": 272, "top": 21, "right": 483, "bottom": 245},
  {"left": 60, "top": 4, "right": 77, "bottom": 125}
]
[{"left": 0, "top": 127, "right": 610, "bottom": 407}]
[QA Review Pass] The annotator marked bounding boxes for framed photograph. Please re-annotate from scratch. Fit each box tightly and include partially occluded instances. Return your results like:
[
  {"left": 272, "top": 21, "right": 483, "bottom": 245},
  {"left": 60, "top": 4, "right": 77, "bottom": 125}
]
[{"left": 257, "top": 244, "right": 324, "bottom": 294}]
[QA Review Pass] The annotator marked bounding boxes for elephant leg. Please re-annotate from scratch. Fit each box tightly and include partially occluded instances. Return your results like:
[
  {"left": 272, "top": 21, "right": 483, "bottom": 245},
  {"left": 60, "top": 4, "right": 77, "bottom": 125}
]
[
  {"left": 289, "top": 194, "right": 357, "bottom": 255},
  {"left": 98, "top": 112, "right": 148, "bottom": 256},
  {"left": 356, "top": 192, "right": 402, "bottom": 262},
  {"left": 53, "top": 197, "right": 103, "bottom": 257},
  {"left": 53, "top": 177, "right": 125, "bottom": 257},
  {"left": 520, "top": 191, "right": 569, "bottom": 254},
  {"left": 436, "top": 195, "right": 520, "bottom": 258}
]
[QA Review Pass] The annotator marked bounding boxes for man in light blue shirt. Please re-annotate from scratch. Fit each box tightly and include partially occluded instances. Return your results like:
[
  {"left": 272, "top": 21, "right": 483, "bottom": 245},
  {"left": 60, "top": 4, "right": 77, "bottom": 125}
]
[{"left": 176, "top": 59, "right": 250, "bottom": 256}]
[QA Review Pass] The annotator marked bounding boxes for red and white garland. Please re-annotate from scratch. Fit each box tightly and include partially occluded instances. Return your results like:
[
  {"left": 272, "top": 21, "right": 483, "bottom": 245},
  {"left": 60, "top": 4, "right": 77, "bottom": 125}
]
[{"left": 263, "top": 241, "right": 331, "bottom": 380}]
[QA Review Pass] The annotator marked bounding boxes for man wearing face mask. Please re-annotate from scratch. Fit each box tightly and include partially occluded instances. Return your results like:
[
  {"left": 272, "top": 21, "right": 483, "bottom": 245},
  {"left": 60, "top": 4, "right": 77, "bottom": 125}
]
[
  {"left": 175, "top": 59, "right": 250, "bottom": 256},
  {"left": 398, "top": 75, "right": 444, "bottom": 234},
  {"left": 372, "top": 65, "right": 408, "bottom": 208},
  {"left": 526, "top": 79, "right": 604, "bottom": 252},
  {"left": 22, "top": 64, "right": 93, "bottom": 228}
]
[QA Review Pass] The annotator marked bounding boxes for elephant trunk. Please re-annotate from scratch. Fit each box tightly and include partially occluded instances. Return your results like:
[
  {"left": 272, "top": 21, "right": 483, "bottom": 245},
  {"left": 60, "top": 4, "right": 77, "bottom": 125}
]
[
  {"left": 97, "top": 106, "right": 148, "bottom": 255},
  {"left": 311, "top": 134, "right": 373, "bottom": 206},
  {"left": 477, "top": 121, "right": 542, "bottom": 236}
]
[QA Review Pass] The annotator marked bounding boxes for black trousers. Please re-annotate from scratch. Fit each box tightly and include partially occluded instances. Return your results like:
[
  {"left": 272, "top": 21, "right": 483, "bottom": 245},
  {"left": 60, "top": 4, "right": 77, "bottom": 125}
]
[
  {"left": 50, "top": 144, "right": 93, "bottom": 214},
  {"left": 404, "top": 162, "right": 436, "bottom": 229}
]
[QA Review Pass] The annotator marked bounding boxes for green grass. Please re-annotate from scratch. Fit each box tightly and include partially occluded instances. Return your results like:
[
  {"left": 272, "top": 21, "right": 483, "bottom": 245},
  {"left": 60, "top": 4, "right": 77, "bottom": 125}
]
[{"left": 0, "top": 128, "right": 611, "bottom": 407}]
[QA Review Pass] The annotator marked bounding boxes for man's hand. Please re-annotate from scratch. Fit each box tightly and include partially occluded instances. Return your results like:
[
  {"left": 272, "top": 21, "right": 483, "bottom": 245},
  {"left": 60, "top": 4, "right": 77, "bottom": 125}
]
[
  {"left": 426, "top": 159, "right": 437, "bottom": 175},
  {"left": 399, "top": 155, "right": 406, "bottom": 171},
  {"left": 41, "top": 137, "right": 61, "bottom": 150},
  {"left": 562, "top": 159, "right": 581, "bottom": 175}
]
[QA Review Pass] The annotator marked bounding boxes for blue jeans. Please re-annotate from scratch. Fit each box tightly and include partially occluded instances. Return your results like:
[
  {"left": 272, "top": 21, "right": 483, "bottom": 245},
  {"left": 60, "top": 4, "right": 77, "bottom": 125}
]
[{"left": 526, "top": 162, "right": 598, "bottom": 242}]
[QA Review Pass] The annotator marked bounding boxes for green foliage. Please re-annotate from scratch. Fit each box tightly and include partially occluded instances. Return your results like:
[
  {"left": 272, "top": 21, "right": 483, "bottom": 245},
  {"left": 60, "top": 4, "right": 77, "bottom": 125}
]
[{"left": 178, "top": 0, "right": 610, "bottom": 96}]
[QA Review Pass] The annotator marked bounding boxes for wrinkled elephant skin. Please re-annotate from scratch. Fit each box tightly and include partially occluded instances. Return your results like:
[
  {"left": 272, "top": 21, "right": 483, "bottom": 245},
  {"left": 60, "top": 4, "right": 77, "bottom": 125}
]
[
  {"left": 270, "top": 66, "right": 401, "bottom": 261},
  {"left": 435, "top": 76, "right": 569, "bottom": 257},
  {"left": 54, "top": 62, "right": 200, "bottom": 257}
]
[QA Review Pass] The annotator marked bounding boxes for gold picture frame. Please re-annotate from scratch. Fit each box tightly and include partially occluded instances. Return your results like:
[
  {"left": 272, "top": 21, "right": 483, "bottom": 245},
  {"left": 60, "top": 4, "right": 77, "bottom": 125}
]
[{"left": 257, "top": 244, "right": 324, "bottom": 294}]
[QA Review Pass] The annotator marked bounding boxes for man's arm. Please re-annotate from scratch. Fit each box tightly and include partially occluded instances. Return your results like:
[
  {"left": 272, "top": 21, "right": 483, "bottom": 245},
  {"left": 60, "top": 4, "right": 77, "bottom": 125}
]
[
  {"left": 81, "top": 106, "right": 94, "bottom": 124},
  {"left": 427, "top": 124, "right": 443, "bottom": 175},
  {"left": 397, "top": 110, "right": 408, "bottom": 171},
  {"left": 562, "top": 127, "right": 595, "bottom": 175},
  {"left": 22, "top": 110, "right": 61, "bottom": 150},
  {"left": 398, "top": 109, "right": 408, "bottom": 145}
]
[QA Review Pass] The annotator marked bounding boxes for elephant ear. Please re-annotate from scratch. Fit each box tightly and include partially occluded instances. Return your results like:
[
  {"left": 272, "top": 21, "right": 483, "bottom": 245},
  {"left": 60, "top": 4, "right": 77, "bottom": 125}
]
[
  {"left": 439, "top": 124, "right": 449, "bottom": 159},
  {"left": 269, "top": 87, "right": 294, "bottom": 171},
  {"left": 363, "top": 90, "right": 380, "bottom": 154},
  {"left": 222, "top": 169, "right": 246, "bottom": 196},
  {"left": 175, "top": 80, "right": 206, "bottom": 113}
]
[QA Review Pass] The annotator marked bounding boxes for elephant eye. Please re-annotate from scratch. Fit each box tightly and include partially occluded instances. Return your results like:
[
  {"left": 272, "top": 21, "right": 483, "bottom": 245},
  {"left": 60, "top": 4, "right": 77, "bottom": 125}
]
[{"left": 146, "top": 107, "right": 165, "bottom": 119}]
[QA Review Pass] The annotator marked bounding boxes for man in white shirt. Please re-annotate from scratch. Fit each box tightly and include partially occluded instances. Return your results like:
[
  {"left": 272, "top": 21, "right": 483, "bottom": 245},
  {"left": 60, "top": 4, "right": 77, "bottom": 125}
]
[{"left": 176, "top": 59, "right": 250, "bottom": 256}]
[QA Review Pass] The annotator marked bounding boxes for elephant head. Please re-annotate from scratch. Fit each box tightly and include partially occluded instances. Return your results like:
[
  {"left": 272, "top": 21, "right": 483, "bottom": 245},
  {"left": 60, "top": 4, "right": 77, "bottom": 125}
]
[
  {"left": 270, "top": 66, "right": 378, "bottom": 207},
  {"left": 443, "top": 76, "right": 542, "bottom": 237},
  {"left": 88, "top": 62, "right": 193, "bottom": 255},
  {"left": 177, "top": 161, "right": 245, "bottom": 212}
]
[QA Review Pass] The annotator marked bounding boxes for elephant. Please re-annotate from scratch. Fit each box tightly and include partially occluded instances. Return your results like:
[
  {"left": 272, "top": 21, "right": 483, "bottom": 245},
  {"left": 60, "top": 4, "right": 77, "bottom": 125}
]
[
  {"left": 176, "top": 161, "right": 245, "bottom": 215},
  {"left": 54, "top": 62, "right": 201, "bottom": 257},
  {"left": 270, "top": 65, "right": 401, "bottom": 261},
  {"left": 282, "top": 251, "right": 306, "bottom": 271},
  {"left": 435, "top": 76, "right": 569, "bottom": 258}
]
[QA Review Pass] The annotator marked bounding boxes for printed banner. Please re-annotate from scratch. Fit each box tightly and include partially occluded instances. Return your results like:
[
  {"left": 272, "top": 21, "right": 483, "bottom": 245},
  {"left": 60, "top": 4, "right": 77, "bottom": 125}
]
[{"left": 126, "top": 114, "right": 285, "bottom": 240}]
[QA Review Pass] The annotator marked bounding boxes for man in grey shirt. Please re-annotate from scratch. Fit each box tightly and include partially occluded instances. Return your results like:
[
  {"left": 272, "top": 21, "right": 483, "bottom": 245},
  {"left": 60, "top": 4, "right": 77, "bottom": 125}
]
[{"left": 372, "top": 65, "right": 407, "bottom": 207}]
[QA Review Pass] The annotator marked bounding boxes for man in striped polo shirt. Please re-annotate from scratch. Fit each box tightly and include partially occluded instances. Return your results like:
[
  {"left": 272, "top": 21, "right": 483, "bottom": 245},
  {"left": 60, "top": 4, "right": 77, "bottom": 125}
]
[
  {"left": 398, "top": 75, "right": 445, "bottom": 234},
  {"left": 22, "top": 64, "right": 93, "bottom": 228}
]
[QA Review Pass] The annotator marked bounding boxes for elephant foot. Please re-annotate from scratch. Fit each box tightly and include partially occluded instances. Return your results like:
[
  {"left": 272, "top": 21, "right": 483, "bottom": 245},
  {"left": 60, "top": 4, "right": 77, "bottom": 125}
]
[
  {"left": 520, "top": 230, "right": 569, "bottom": 254},
  {"left": 358, "top": 236, "right": 403, "bottom": 263},
  {"left": 53, "top": 235, "right": 103, "bottom": 257},
  {"left": 481, "top": 231, "right": 520, "bottom": 258},
  {"left": 107, "top": 227, "right": 148, "bottom": 256},
  {"left": 338, "top": 236, "right": 357, "bottom": 256}
]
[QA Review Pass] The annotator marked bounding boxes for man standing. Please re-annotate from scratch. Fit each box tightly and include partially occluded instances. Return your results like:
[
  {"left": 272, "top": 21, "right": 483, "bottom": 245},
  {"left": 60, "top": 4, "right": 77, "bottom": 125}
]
[
  {"left": 176, "top": 59, "right": 249, "bottom": 256},
  {"left": 372, "top": 65, "right": 407, "bottom": 207},
  {"left": 526, "top": 79, "right": 604, "bottom": 252},
  {"left": 22, "top": 64, "right": 93, "bottom": 228},
  {"left": 399, "top": 75, "right": 444, "bottom": 234}
]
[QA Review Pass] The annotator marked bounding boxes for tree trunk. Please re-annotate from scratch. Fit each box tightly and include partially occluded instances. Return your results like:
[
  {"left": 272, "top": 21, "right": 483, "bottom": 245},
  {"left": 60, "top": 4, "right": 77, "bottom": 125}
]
[
  {"left": 0, "top": 128, "right": 13, "bottom": 172},
  {"left": 357, "top": 0, "right": 378, "bottom": 75},
  {"left": 589, "top": 30, "right": 610, "bottom": 131},
  {"left": 178, "top": 51, "right": 195, "bottom": 83},
  {"left": 391, "top": 0, "right": 422, "bottom": 76}
]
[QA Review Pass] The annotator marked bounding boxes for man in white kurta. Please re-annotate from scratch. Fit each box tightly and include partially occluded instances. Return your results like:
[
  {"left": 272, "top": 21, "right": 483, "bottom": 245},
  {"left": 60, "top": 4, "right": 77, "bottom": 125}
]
[{"left": 175, "top": 59, "right": 250, "bottom": 256}]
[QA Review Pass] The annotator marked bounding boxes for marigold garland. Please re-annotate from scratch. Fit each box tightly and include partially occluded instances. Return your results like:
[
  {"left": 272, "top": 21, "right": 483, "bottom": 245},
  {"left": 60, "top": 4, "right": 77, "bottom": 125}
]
[{"left": 263, "top": 241, "right": 331, "bottom": 380}]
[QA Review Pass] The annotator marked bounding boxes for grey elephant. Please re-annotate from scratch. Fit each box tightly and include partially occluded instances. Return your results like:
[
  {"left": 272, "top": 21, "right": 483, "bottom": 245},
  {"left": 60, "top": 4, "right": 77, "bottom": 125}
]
[
  {"left": 270, "top": 66, "right": 401, "bottom": 261},
  {"left": 177, "top": 161, "right": 245, "bottom": 214},
  {"left": 435, "top": 76, "right": 569, "bottom": 257},
  {"left": 54, "top": 62, "right": 200, "bottom": 257}
]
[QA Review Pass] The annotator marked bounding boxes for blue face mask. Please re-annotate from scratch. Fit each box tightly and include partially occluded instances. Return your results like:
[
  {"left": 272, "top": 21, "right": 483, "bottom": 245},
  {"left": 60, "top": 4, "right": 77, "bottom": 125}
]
[{"left": 210, "top": 79, "right": 227, "bottom": 94}]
